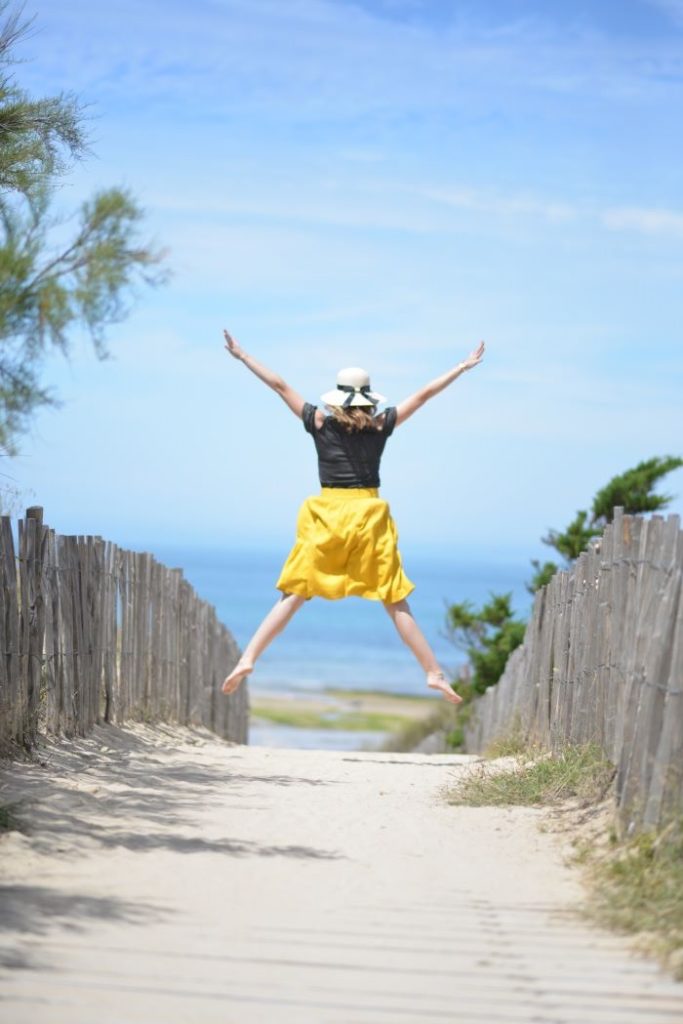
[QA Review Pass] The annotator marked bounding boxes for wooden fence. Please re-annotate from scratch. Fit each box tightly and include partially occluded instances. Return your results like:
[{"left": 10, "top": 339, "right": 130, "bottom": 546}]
[
  {"left": 464, "top": 508, "right": 683, "bottom": 834},
  {"left": 0, "top": 507, "right": 248, "bottom": 751}
]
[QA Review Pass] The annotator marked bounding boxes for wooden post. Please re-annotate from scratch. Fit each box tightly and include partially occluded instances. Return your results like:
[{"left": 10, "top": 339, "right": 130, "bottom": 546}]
[
  {"left": 0, "top": 513, "right": 248, "bottom": 748},
  {"left": 42, "top": 528, "right": 58, "bottom": 733},
  {"left": 22, "top": 507, "right": 46, "bottom": 746},
  {"left": 0, "top": 516, "right": 20, "bottom": 748}
]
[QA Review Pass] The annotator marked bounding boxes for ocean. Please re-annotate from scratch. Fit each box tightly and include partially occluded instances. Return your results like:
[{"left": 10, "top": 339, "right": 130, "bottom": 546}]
[{"left": 150, "top": 542, "right": 534, "bottom": 698}]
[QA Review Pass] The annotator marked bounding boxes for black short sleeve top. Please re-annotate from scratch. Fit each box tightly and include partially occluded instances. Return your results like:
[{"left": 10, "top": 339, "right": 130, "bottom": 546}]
[{"left": 302, "top": 403, "right": 397, "bottom": 488}]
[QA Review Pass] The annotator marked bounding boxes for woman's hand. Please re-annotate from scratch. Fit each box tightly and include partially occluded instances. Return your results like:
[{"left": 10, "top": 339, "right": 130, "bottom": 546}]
[
  {"left": 221, "top": 330, "right": 306, "bottom": 418},
  {"left": 395, "top": 339, "right": 486, "bottom": 427},
  {"left": 223, "top": 328, "right": 244, "bottom": 361},
  {"left": 460, "top": 340, "right": 485, "bottom": 371}
]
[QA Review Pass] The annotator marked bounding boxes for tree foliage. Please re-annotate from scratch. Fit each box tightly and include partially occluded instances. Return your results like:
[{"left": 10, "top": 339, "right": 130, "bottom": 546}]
[
  {"left": 0, "top": 3, "right": 167, "bottom": 453},
  {"left": 446, "top": 454, "right": 683, "bottom": 697},
  {"left": 591, "top": 456, "right": 683, "bottom": 521},
  {"left": 527, "top": 455, "right": 683, "bottom": 593},
  {"left": 444, "top": 592, "right": 526, "bottom": 697}
]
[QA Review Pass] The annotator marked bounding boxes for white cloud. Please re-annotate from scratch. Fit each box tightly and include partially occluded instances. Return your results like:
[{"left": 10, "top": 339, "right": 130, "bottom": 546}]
[
  {"left": 20, "top": 0, "right": 683, "bottom": 125},
  {"left": 419, "top": 185, "right": 577, "bottom": 224},
  {"left": 151, "top": 187, "right": 439, "bottom": 234},
  {"left": 601, "top": 206, "right": 683, "bottom": 237},
  {"left": 10, "top": 0, "right": 683, "bottom": 551},
  {"left": 155, "top": 177, "right": 569, "bottom": 237}
]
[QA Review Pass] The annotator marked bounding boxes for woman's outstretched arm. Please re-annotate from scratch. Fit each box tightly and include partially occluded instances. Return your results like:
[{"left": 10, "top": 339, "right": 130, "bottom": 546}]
[
  {"left": 223, "top": 329, "right": 306, "bottom": 419},
  {"left": 394, "top": 340, "right": 485, "bottom": 428}
]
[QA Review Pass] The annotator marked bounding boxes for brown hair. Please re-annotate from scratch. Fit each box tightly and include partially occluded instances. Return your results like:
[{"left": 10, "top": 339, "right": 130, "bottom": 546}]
[{"left": 326, "top": 405, "right": 383, "bottom": 433}]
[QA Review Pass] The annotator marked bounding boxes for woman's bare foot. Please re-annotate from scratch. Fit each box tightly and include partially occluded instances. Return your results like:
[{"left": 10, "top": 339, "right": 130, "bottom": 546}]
[
  {"left": 222, "top": 661, "right": 253, "bottom": 695},
  {"left": 427, "top": 670, "right": 463, "bottom": 705}
]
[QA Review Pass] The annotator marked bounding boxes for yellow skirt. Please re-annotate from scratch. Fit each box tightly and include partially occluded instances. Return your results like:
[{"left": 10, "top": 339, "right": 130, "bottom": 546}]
[{"left": 276, "top": 487, "right": 415, "bottom": 602}]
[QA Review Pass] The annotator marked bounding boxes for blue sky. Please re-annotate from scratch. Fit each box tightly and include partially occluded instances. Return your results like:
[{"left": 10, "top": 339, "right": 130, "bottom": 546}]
[{"left": 5, "top": 0, "right": 683, "bottom": 561}]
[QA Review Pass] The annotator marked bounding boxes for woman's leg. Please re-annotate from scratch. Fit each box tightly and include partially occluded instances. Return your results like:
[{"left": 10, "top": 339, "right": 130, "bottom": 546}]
[
  {"left": 383, "top": 598, "right": 463, "bottom": 704},
  {"left": 222, "top": 592, "right": 307, "bottom": 694}
]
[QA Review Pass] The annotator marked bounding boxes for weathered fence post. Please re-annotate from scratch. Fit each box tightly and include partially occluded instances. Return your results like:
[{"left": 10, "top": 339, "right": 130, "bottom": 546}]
[
  {"left": 0, "top": 509, "right": 248, "bottom": 749},
  {"left": 18, "top": 507, "right": 46, "bottom": 747},
  {"left": 0, "top": 516, "right": 20, "bottom": 749},
  {"left": 464, "top": 509, "right": 683, "bottom": 834}
]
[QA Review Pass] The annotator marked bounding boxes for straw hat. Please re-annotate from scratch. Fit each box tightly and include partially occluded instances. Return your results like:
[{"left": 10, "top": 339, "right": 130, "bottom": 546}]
[{"left": 320, "top": 367, "right": 386, "bottom": 408}]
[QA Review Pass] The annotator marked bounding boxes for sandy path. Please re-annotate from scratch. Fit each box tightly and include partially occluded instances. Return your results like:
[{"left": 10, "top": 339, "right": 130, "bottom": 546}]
[{"left": 1, "top": 723, "right": 683, "bottom": 1024}]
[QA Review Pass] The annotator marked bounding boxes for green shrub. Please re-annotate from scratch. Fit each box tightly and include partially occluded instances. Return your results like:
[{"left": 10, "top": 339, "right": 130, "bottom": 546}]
[{"left": 448, "top": 742, "right": 615, "bottom": 807}]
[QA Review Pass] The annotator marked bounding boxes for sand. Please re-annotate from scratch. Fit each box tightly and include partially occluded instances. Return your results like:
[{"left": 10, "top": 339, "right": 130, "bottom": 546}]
[{"left": 2, "top": 721, "right": 683, "bottom": 1023}]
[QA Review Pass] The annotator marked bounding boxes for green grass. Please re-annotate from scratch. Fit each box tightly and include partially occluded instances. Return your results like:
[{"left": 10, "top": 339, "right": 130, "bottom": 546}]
[
  {"left": 576, "top": 822, "right": 683, "bottom": 979},
  {"left": 483, "top": 732, "right": 529, "bottom": 758},
  {"left": 323, "top": 687, "right": 431, "bottom": 702},
  {"left": 250, "top": 706, "right": 410, "bottom": 732},
  {"left": 482, "top": 716, "right": 527, "bottom": 758},
  {"left": 448, "top": 742, "right": 616, "bottom": 807},
  {"left": 446, "top": 739, "right": 683, "bottom": 978},
  {"left": 379, "top": 704, "right": 459, "bottom": 753}
]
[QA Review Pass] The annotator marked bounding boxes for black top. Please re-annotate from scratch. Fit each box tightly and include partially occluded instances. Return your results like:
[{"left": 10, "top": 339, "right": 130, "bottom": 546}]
[{"left": 302, "top": 402, "right": 397, "bottom": 488}]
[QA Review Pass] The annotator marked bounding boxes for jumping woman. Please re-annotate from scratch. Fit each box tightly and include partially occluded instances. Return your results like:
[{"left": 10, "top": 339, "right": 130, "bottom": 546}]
[{"left": 221, "top": 330, "right": 485, "bottom": 702}]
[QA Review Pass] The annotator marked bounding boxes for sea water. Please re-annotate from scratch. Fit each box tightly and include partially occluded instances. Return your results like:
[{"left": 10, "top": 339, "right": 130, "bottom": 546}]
[{"left": 150, "top": 543, "right": 533, "bottom": 701}]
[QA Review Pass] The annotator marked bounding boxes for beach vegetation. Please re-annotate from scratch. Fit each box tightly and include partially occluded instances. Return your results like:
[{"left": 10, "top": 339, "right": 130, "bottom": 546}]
[
  {"left": 379, "top": 703, "right": 459, "bottom": 753},
  {"left": 250, "top": 689, "right": 443, "bottom": 741},
  {"left": 447, "top": 742, "right": 615, "bottom": 807},
  {"left": 481, "top": 716, "right": 527, "bottom": 758},
  {"left": 250, "top": 703, "right": 410, "bottom": 733},
  {"left": 527, "top": 456, "right": 683, "bottom": 592},
  {"left": 444, "top": 592, "right": 526, "bottom": 696},
  {"left": 446, "top": 740, "right": 683, "bottom": 977},
  {"left": 444, "top": 456, "right": 683, "bottom": 706},
  {"left": 576, "top": 822, "right": 683, "bottom": 980},
  {"left": 0, "top": 2, "right": 168, "bottom": 455}
]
